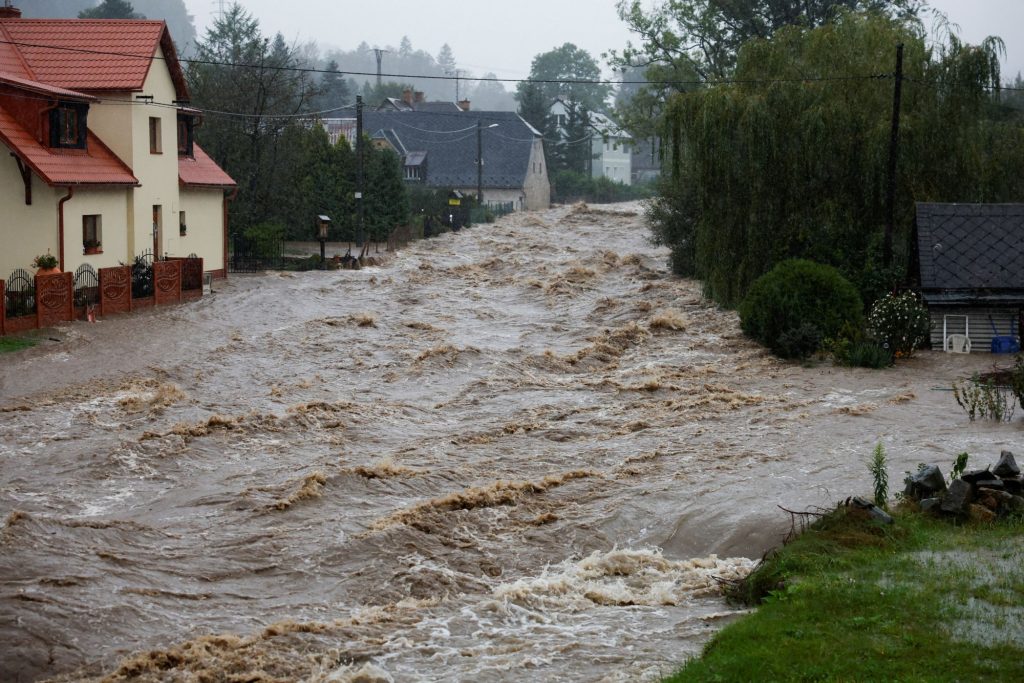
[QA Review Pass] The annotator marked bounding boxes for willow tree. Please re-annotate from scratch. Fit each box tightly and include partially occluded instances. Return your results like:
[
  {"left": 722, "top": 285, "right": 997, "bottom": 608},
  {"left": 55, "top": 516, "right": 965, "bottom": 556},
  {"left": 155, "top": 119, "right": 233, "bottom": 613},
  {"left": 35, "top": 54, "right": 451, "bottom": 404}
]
[{"left": 652, "top": 11, "right": 1024, "bottom": 306}]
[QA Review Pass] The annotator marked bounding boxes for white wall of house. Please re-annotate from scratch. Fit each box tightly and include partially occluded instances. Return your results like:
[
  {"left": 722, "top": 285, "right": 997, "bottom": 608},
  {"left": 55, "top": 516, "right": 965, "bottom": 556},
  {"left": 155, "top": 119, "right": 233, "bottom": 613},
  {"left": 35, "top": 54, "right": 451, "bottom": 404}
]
[
  {"left": 61, "top": 188, "right": 133, "bottom": 275},
  {"left": 0, "top": 150, "right": 61, "bottom": 276},
  {"left": 592, "top": 135, "right": 632, "bottom": 186},
  {"left": 179, "top": 188, "right": 226, "bottom": 271},
  {"left": 523, "top": 138, "right": 551, "bottom": 210}
]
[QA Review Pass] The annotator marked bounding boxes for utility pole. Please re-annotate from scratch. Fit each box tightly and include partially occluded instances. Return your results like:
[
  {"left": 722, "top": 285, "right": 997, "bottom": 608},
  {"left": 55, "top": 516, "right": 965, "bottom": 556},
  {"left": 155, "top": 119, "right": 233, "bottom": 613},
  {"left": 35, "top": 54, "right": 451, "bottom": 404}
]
[
  {"left": 356, "top": 95, "right": 365, "bottom": 252},
  {"left": 373, "top": 49, "right": 387, "bottom": 89},
  {"left": 884, "top": 43, "right": 904, "bottom": 269},
  {"left": 477, "top": 119, "right": 484, "bottom": 205}
]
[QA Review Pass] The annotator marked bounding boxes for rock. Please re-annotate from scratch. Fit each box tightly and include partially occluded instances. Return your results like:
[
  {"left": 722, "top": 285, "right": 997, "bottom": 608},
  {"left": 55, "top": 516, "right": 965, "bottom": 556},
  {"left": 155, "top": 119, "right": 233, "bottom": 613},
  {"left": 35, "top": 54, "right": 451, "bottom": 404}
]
[
  {"left": 969, "top": 504, "right": 996, "bottom": 523},
  {"left": 849, "top": 496, "right": 894, "bottom": 524},
  {"left": 978, "top": 492, "right": 999, "bottom": 511},
  {"left": 920, "top": 498, "right": 942, "bottom": 514},
  {"left": 903, "top": 464, "right": 947, "bottom": 499},
  {"left": 941, "top": 479, "right": 974, "bottom": 515},
  {"left": 962, "top": 469, "right": 999, "bottom": 485},
  {"left": 1008, "top": 496, "right": 1024, "bottom": 514},
  {"left": 993, "top": 451, "right": 1021, "bottom": 478},
  {"left": 977, "top": 479, "right": 1006, "bottom": 491},
  {"left": 1003, "top": 478, "right": 1024, "bottom": 495}
]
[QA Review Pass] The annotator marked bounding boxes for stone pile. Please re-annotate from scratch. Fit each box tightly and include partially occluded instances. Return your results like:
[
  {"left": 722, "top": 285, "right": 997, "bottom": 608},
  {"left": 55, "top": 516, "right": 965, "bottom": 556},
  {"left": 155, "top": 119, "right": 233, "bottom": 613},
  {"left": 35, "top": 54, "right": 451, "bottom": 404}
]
[{"left": 904, "top": 450, "right": 1024, "bottom": 522}]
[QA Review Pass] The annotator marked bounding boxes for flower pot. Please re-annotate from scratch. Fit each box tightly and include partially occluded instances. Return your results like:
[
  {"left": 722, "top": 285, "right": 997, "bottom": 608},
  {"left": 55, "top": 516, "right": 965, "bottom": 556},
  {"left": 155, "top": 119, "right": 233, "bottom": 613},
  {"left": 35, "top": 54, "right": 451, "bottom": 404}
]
[
  {"left": 84, "top": 246, "right": 102, "bottom": 255},
  {"left": 36, "top": 267, "right": 60, "bottom": 276}
]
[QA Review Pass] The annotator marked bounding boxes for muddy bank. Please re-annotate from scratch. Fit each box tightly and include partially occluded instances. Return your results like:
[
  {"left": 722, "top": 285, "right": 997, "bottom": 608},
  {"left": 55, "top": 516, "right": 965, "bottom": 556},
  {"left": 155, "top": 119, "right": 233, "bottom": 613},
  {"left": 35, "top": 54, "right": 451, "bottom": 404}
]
[{"left": 1, "top": 202, "right": 1018, "bottom": 682}]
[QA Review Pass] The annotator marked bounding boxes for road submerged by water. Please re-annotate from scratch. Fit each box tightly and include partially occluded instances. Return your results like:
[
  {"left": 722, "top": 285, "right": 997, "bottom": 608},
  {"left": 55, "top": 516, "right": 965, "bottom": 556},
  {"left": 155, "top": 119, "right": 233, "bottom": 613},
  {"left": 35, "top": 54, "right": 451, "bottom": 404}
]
[{"left": 0, "top": 202, "right": 1015, "bottom": 682}]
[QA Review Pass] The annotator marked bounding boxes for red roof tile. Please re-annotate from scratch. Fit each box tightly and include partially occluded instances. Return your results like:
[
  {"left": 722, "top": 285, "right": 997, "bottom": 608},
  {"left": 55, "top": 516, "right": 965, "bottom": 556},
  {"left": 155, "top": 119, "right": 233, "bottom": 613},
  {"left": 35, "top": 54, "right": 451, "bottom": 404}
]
[
  {"left": 0, "top": 103, "right": 138, "bottom": 186},
  {"left": 0, "top": 19, "right": 188, "bottom": 97},
  {"left": 179, "top": 143, "right": 236, "bottom": 188},
  {"left": 0, "top": 23, "right": 32, "bottom": 78}
]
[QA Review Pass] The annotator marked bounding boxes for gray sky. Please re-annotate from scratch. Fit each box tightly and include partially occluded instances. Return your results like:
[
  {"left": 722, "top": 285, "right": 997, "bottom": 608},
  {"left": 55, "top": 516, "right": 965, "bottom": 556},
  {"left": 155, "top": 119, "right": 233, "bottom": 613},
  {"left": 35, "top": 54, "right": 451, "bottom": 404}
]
[{"left": 185, "top": 1, "right": 1024, "bottom": 83}]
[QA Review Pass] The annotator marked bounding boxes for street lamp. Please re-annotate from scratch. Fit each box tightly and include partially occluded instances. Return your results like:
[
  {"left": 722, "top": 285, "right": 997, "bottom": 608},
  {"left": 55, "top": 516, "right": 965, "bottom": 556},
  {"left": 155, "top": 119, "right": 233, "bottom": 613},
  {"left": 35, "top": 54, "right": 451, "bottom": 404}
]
[
  {"left": 477, "top": 121, "right": 499, "bottom": 206},
  {"left": 317, "top": 215, "right": 331, "bottom": 270}
]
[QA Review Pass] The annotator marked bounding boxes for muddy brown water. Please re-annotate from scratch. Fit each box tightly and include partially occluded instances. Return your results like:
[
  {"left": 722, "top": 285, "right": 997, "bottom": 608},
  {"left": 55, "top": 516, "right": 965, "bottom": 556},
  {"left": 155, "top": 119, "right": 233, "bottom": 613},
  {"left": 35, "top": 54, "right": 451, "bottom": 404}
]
[{"left": 1, "top": 203, "right": 1019, "bottom": 682}]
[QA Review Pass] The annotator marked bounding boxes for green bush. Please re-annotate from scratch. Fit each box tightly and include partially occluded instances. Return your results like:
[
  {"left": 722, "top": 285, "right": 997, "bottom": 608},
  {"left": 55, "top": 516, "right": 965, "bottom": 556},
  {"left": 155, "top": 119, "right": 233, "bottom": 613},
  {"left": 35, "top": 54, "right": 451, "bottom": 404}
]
[
  {"left": 739, "top": 259, "right": 863, "bottom": 359},
  {"left": 846, "top": 340, "right": 894, "bottom": 369},
  {"left": 868, "top": 291, "right": 930, "bottom": 358}
]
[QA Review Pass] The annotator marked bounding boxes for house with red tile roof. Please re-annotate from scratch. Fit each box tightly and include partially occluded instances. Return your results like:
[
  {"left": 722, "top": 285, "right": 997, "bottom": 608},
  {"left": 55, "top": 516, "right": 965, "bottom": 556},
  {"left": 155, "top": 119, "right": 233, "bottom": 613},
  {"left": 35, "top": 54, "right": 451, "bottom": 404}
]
[{"left": 0, "top": 4, "right": 235, "bottom": 281}]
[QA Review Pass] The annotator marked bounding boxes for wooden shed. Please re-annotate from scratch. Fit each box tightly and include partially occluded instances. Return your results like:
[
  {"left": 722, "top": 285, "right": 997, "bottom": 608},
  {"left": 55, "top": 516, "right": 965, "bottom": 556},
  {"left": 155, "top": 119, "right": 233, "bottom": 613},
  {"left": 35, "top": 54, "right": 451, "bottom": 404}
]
[{"left": 916, "top": 203, "right": 1024, "bottom": 353}]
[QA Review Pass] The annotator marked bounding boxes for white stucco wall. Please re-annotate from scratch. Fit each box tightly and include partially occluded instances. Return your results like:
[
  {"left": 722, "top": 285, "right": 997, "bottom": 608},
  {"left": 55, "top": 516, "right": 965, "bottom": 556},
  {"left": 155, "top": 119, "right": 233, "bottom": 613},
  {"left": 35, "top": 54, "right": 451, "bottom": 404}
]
[
  {"left": 179, "top": 188, "right": 225, "bottom": 273},
  {"left": 0, "top": 149, "right": 61, "bottom": 276},
  {"left": 592, "top": 135, "right": 632, "bottom": 186},
  {"left": 0, "top": 149, "right": 132, "bottom": 277}
]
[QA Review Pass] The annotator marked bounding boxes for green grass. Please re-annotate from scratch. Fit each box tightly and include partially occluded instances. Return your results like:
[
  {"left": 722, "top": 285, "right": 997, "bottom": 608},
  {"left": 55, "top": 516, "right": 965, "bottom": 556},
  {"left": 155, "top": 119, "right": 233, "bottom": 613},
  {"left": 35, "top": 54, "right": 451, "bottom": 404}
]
[
  {"left": 0, "top": 337, "right": 35, "bottom": 353},
  {"left": 667, "top": 508, "right": 1024, "bottom": 682}
]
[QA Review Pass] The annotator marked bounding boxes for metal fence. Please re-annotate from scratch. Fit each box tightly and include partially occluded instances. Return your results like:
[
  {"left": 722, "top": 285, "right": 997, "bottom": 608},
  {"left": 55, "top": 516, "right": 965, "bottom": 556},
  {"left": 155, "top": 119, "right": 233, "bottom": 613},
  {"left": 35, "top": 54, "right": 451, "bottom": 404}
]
[
  {"left": 4, "top": 268, "right": 35, "bottom": 318},
  {"left": 229, "top": 234, "right": 282, "bottom": 273},
  {"left": 73, "top": 264, "right": 100, "bottom": 309},
  {"left": 132, "top": 250, "right": 154, "bottom": 298}
]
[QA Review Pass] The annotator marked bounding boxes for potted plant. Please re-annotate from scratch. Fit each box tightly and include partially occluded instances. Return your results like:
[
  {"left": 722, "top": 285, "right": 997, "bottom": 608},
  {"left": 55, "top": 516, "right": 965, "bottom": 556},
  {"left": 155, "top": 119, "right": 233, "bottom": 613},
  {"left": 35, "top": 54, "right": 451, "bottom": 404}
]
[
  {"left": 32, "top": 252, "right": 60, "bottom": 275},
  {"left": 84, "top": 239, "right": 102, "bottom": 255}
]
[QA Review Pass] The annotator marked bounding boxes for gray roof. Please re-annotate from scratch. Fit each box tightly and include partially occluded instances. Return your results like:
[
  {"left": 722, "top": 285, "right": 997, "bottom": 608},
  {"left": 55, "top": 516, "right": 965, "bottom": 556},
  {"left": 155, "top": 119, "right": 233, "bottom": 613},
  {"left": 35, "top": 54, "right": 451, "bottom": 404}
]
[
  {"left": 361, "top": 110, "right": 540, "bottom": 190},
  {"left": 917, "top": 203, "right": 1024, "bottom": 294}
]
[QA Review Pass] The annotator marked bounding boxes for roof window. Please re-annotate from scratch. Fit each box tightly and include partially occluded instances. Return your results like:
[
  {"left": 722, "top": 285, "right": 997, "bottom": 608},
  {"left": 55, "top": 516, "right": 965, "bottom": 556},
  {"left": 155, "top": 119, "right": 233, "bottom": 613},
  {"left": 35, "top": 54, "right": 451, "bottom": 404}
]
[{"left": 49, "top": 103, "right": 88, "bottom": 150}]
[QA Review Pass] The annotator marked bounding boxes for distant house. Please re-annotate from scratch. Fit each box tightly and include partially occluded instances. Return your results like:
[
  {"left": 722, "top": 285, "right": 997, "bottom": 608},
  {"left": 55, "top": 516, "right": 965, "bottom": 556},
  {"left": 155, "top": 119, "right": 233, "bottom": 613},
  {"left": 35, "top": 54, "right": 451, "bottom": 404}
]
[
  {"left": 550, "top": 99, "right": 632, "bottom": 185},
  {"left": 322, "top": 110, "right": 550, "bottom": 211},
  {"left": 0, "top": 6, "right": 235, "bottom": 279},
  {"left": 916, "top": 203, "right": 1024, "bottom": 352},
  {"left": 378, "top": 89, "right": 468, "bottom": 114}
]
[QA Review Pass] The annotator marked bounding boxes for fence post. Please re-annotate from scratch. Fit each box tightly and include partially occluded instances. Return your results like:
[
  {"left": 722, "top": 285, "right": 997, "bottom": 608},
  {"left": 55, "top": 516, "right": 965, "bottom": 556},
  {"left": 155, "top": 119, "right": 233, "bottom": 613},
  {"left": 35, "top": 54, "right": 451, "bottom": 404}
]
[{"left": 0, "top": 279, "right": 5, "bottom": 336}]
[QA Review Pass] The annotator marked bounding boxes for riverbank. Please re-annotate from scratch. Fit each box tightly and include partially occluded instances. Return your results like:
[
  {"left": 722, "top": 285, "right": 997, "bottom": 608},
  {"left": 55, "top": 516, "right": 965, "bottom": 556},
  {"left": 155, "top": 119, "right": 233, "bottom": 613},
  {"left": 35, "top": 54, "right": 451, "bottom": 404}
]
[{"left": 668, "top": 505, "right": 1024, "bottom": 681}]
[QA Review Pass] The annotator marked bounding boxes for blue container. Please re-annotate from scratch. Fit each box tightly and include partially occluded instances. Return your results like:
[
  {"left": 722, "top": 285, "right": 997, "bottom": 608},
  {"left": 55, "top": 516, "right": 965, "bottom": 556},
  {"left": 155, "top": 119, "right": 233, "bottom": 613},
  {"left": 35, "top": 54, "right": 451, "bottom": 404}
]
[{"left": 989, "top": 316, "right": 1021, "bottom": 354}]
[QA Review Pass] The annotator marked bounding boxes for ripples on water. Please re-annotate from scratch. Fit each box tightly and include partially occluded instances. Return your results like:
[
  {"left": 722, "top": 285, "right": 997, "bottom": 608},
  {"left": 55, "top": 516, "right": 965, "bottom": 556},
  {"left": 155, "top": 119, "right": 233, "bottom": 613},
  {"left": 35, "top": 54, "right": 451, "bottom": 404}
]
[{"left": 0, "top": 203, "right": 1012, "bottom": 681}]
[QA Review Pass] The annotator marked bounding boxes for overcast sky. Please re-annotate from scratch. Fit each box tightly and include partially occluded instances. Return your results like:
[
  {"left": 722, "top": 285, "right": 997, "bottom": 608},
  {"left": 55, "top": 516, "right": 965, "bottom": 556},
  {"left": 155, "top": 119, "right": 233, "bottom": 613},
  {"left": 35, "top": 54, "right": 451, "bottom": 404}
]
[{"left": 185, "top": 1, "right": 1024, "bottom": 83}]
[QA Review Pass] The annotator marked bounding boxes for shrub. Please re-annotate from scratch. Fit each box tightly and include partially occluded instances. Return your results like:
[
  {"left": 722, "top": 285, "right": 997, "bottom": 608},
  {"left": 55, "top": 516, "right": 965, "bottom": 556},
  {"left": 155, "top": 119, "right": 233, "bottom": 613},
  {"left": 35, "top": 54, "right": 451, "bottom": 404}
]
[
  {"left": 870, "top": 443, "right": 888, "bottom": 509},
  {"left": 952, "top": 375, "right": 1016, "bottom": 422},
  {"left": 868, "top": 291, "right": 930, "bottom": 357},
  {"left": 846, "top": 340, "right": 894, "bottom": 369},
  {"left": 739, "top": 259, "right": 863, "bottom": 359}
]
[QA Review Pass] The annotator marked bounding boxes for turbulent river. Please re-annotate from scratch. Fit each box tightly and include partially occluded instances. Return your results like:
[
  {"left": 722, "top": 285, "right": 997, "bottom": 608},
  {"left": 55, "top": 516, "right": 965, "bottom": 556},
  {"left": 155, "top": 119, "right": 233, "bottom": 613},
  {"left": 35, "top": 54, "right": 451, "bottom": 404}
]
[{"left": 0, "top": 203, "right": 1017, "bottom": 682}]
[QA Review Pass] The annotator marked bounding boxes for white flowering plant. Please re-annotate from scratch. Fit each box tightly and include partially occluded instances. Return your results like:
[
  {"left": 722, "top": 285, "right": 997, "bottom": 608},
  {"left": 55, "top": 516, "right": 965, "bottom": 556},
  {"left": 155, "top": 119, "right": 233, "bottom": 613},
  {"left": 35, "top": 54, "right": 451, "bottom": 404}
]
[{"left": 868, "top": 291, "right": 930, "bottom": 358}]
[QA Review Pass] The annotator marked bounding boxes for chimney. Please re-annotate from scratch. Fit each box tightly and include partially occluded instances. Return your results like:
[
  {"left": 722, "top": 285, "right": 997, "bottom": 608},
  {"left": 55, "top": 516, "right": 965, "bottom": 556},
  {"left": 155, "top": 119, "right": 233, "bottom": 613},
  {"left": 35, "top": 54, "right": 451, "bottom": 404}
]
[
  {"left": 458, "top": 99, "right": 471, "bottom": 111},
  {"left": 414, "top": 91, "right": 425, "bottom": 103},
  {"left": 0, "top": 3, "right": 22, "bottom": 19},
  {"left": 402, "top": 89, "right": 413, "bottom": 105}
]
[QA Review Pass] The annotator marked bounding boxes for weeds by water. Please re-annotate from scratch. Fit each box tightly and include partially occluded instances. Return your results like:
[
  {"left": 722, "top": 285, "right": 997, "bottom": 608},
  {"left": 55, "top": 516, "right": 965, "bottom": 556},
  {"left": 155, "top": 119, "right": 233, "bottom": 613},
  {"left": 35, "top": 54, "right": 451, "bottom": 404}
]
[
  {"left": 666, "top": 508, "right": 1024, "bottom": 681},
  {"left": 953, "top": 375, "right": 1016, "bottom": 422}
]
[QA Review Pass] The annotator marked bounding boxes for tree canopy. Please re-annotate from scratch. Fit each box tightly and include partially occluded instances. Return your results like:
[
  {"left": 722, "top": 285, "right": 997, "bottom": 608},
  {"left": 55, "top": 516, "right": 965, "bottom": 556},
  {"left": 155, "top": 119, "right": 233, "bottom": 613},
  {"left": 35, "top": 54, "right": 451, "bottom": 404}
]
[
  {"left": 515, "top": 43, "right": 610, "bottom": 112},
  {"left": 650, "top": 12, "right": 1022, "bottom": 307},
  {"left": 78, "top": 0, "right": 139, "bottom": 19}
]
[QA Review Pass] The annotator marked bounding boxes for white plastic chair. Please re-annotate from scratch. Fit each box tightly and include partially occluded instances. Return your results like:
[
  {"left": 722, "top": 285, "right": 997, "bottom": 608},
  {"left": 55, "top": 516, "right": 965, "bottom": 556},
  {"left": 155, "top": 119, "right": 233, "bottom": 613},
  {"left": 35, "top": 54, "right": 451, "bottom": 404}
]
[{"left": 945, "top": 334, "right": 971, "bottom": 354}]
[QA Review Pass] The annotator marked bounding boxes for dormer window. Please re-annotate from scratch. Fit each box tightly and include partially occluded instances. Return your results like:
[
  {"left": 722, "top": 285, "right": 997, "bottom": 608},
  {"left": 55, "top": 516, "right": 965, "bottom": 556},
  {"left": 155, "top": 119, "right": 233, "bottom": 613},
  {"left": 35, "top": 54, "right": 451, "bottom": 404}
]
[
  {"left": 49, "top": 102, "right": 88, "bottom": 149},
  {"left": 177, "top": 114, "right": 195, "bottom": 157}
]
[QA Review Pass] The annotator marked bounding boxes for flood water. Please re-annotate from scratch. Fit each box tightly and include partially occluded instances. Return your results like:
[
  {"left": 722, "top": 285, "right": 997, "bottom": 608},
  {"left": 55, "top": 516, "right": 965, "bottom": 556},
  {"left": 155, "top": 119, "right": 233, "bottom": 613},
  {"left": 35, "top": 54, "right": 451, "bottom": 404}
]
[{"left": 1, "top": 203, "right": 1019, "bottom": 682}]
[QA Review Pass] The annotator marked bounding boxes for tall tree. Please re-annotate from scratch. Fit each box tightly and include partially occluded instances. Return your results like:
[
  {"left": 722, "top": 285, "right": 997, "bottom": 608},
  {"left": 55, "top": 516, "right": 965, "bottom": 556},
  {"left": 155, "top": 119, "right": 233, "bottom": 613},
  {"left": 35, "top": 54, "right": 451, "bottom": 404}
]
[
  {"left": 314, "top": 60, "right": 352, "bottom": 114},
  {"left": 515, "top": 43, "right": 610, "bottom": 112},
  {"left": 187, "top": 3, "right": 316, "bottom": 231},
  {"left": 652, "top": 12, "right": 1017, "bottom": 307},
  {"left": 517, "top": 80, "right": 550, "bottom": 132},
  {"left": 78, "top": 0, "right": 140, "bottom": 19},
  {"left": 437, "top": 43, "right": 456, "bottom": 74},
  {"left": 613, "top": 0, "right": 924, "bottom": 81},
  {"left": 132, "top": 0, "right": 197, "bottom": 55}
]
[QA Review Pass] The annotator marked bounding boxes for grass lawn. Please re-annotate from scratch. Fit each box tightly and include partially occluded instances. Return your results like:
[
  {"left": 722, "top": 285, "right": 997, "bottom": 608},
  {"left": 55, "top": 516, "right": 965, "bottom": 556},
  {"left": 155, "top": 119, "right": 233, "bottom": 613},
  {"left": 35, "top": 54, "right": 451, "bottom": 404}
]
[
  {"left": 0, "top": 337, "right": 36, "bottom": 353},
  {"left": 667, "top": 508, "right": 1024, "bottom": 682}
]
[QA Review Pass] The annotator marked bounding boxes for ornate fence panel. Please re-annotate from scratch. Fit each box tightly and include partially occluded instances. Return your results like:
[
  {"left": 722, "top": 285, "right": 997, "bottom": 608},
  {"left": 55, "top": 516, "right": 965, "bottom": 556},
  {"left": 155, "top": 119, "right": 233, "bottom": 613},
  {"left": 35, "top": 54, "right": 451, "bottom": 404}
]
[
  {"left": 73, "top": 264, "right": 100, "bottom": 315},
  {"left": 153, "top": 260, "right": 182, "bottom": 306},
  {"left": 36, "top": 272, "right": 73, "bottom": 329},
  {"left": 99, "top": 265, "right": 131, "bottom": 317},
  {"left": 4, "top": 268, "right": 36, "bottom": 333},
  {"left": 229, "top": 234, "right": 282, "bottom": 272},
  {"left": 131, "top": 250, "right": 155, "bottom": 300}
]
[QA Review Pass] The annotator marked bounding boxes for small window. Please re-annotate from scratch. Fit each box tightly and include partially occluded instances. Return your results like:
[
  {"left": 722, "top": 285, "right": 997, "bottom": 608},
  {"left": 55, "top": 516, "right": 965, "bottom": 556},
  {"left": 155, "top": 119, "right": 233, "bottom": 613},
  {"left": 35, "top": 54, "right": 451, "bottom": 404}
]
[
  {"left": 83, "top": 215, "right": 102, "bottom": 253},
  {"left": 177, "top": 115, "right": 194, "bottom": 157},
  {"left": 149, "top": 117, "right": 162, "bottom": 154},
  {"left": 179, "top": 211, "right": 187, "bottom": 237},
  {"left": 49, "top": 103, "right": 88, "bottom": 149}
]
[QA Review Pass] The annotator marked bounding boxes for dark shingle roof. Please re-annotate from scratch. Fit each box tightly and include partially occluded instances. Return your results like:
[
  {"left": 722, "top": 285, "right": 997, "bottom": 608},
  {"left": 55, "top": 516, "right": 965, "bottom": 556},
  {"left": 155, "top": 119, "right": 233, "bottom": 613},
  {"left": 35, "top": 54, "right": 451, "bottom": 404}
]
[
  {"left": 361, "top": 110, "right": 539, "bottom": 190},
  {"left": 917, "top": 203, "right": 1024, "bottom": 294}
]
